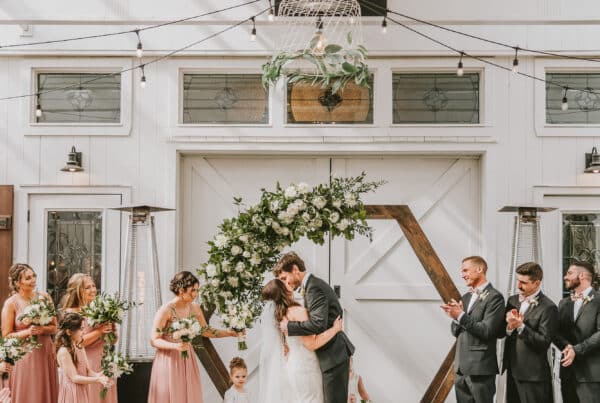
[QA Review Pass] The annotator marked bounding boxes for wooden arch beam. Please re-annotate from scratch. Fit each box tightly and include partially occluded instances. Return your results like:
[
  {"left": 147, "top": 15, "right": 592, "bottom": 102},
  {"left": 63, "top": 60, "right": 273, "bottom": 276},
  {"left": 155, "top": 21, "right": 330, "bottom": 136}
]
[{"left": 196, "top": 204, "right": 462, "bottom": 400}]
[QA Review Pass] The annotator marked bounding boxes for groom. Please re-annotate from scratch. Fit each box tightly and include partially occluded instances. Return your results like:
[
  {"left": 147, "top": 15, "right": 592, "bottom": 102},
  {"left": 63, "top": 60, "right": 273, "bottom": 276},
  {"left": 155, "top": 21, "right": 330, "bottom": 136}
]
[{"left": 276, "top": 252, "right": 355, "bottom": 403}]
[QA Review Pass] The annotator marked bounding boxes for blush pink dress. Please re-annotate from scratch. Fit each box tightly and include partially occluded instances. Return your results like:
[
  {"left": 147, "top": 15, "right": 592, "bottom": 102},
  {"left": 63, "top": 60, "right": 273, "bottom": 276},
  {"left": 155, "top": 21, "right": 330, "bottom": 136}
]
[
  {"left": 147, "top": 305, "right": 202, "bottom": 403},
  {"left": 8, "top": 295, "right": 59, "bottom": 403},
  {"left": 83, "top": 319, "right": 118, "bottom": 403},
  {"left": 58, "top": 348, "right": 90, "bottom": 403}
]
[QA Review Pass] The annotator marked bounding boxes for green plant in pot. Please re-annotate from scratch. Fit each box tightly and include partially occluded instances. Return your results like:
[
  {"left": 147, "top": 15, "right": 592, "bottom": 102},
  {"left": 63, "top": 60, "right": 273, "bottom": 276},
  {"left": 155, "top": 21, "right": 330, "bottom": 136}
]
[{"left": 262, "top": 32, "right": 370, "bottom": 95}]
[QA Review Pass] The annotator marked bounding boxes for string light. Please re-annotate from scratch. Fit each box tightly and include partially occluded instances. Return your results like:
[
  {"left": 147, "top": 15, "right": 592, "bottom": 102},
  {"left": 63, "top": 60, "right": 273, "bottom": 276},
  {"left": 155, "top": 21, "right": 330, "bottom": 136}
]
[
  {"left": 35, "top": 95, "right": 42, "bottom": 117},
  {"left": 135, "top": 29, "right": 143, "bottom": 58},
  {"left": 314, "top": 16, "right": 326, "bottom": 52},
  {"left": 381, "top": 17, "right": 388, "bottom": 34},
  {"left": 268, "top": 7, "right": 274, "bottom": 21},
  {"left": 140, "top": 65, "right": 147, "bottom": 88},
  {"left": 457, "top": 52, "right": 464, "bottom": 76},
  {"left": 512, "top": 47, "right": 519, "bottom": 74},
  {"left": 561, "top": 87, "right": 569, "bottom": 111},
  {"left": 250, "top": 17, "right": 256, "bottom": 41}
]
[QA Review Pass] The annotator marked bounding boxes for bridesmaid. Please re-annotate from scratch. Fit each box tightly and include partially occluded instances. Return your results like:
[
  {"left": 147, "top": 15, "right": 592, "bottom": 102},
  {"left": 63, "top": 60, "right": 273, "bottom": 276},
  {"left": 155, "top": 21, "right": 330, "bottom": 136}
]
[
  {"left": 61, "top": 273, "right": 117, "bottom": 403},
  {"left": 148, "top": 271, "right": 239, "bottom": 403},
  {"left": 56, "top": 312, "right": 110, "bottom": 403},
  {"left": 1, "top": 263, "right": 58, "bottom": 403}
]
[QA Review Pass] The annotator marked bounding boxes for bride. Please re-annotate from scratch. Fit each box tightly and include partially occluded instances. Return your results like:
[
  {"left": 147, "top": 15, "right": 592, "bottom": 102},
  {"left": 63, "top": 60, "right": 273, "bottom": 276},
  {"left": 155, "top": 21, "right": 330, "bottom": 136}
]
[{"left": 259, "top": 278, "right": 343, "bottom": 403}]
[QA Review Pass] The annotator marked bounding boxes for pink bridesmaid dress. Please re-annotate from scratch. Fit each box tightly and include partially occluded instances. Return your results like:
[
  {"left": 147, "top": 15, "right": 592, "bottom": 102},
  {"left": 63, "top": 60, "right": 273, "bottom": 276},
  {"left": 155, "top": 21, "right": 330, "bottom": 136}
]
[
  {"left": 58, "top": 348, "right": 89, "bottom": 403},
  {"left": 83, "top": 320, "right": 118, "bottom": 403},
  {"left": 9, "top": 296, "right": 59, "bottom": 403},
  {"left": 147, "top": 307, "right": 203, "bottom": 403}
]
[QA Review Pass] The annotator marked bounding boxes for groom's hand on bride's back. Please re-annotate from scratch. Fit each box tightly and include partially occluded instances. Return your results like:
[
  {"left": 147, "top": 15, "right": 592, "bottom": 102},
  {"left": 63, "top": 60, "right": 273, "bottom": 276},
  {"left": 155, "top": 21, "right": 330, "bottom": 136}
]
[{"left": 279, "top": 316, "right": 289, "bottom": 335}]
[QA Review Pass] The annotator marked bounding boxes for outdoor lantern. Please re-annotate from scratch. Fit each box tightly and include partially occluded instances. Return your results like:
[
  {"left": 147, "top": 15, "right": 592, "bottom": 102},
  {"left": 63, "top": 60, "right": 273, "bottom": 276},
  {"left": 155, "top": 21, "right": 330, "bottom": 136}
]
[
  {"left": 112, "top": 205, "right": 174, "bottom": 361},
  {"left": 60, "top": 146, "right": 83, "bottom": 172},
  {"left": 585, "top": 147, "right": 600, "bottom": 173}
]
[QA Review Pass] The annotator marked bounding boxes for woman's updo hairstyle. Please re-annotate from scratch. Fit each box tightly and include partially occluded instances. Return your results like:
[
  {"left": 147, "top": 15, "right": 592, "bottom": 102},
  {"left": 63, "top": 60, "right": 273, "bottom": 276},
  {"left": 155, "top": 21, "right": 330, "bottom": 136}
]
[
  {"left": 8, "top": 263, "right": 35, "bottom": 295},
  {"left": 169, "top": 271, "right": 199, "bottom": 295}
]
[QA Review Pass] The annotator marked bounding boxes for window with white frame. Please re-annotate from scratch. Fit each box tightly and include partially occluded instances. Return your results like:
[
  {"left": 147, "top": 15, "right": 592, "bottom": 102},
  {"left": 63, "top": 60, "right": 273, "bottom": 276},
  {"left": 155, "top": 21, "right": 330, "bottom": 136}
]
[
  {"left": 546, "top": 73, "right": 600, "bottom": 124},
  {"left": 182, "top": 73, "right": 268, "bottom": 124},
  {"left": 286, "top": 76, "right": 374, "bottom": 125},
  {"left": 392, "top": 73, "right": 480, "bottom": 124},
  {"left": 36, "top": 72, "right": 121, "bottom": 123}
]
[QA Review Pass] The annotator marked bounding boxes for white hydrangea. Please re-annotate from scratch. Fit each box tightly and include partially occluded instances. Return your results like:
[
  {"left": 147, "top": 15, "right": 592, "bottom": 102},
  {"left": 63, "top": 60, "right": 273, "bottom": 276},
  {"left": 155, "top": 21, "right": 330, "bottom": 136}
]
[
  {"left": 242, "top": 251, "right": 251, "bottom": 258},
  {"left": 231, "top": 245, "right": 242, "bottom": 256},
  {"left": 239, "top": 234, "right": 249, "bottom": 243},
  {"left": 332, "top": 200, "right": 342, "bottom": 209},
  {"left": 250, "top": 254, "right": 261, "bottom": 266},
  {"left": 235, "top": 262, "right": 245, "bottom": 272},
  {"left": 336, "top": 218, "right": 350, "bottom": 231}
]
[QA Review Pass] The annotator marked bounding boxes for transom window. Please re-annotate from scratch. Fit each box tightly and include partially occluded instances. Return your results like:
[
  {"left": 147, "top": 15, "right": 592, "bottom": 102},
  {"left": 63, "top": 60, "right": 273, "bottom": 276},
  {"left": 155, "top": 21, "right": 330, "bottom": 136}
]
[
  {"left": 546, "top": 73, "right": 600, "bottom": 124},
  {"left": 182, "top": 74, "right": 268, "bottom": 124},
  {"left": 392, "top": 73, "right": 480, "bottom": 124},
  {"left": 36, "top": 72, "right": 121, "bottom": 123}
]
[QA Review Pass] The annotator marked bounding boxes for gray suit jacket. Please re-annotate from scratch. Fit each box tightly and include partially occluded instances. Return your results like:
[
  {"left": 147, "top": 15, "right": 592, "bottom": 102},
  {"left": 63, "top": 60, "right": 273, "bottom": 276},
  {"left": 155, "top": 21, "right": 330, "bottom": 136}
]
[
  {"left": 554, "top": 290, "right": 600, "bottom": 382},
  {"left": 451, "top": 283, "right": 505, "bottom": 376},
  {"left": 501, "top": 292, "right": 558, "bottom": 381},
  {"left": 287, "top": 274, "right": 355, "bottom": 371}
]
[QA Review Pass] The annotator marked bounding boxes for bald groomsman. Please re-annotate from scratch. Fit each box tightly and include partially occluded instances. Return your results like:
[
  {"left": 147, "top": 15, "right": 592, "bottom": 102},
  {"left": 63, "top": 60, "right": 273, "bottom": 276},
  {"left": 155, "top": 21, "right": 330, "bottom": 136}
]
[
  {"left": 554, "top": 261, "right": 600, "bottom": 403},
  {"left": 500, "top": 262, "right": 558, "bottom": 403},
  {"left": 441, "top": 256, "right": 505, "bottom": 403}
]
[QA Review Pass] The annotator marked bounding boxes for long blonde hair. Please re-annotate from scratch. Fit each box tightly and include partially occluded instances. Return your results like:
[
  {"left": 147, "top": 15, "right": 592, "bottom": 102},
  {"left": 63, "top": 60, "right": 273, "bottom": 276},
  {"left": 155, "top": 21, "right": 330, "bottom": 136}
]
[{"left": 60, "top": 273, "right": 93, "bottom": 310}]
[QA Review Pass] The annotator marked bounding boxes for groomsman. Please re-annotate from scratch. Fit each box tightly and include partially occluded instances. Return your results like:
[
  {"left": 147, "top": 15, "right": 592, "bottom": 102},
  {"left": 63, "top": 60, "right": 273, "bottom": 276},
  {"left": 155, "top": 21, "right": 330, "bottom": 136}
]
[
  {"left": 500, "top": 262, "right": 558, "bottom": 403},
  {"left": 441, "top": 256, "right": 505, "bottom": 403},
  {"left": 554, "top": 261, "right": 600, "bottom": 403}
]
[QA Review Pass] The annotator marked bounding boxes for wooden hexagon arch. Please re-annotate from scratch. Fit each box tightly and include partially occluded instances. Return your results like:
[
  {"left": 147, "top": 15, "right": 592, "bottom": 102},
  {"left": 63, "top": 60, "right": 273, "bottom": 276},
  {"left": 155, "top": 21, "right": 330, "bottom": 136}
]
[{"left": 195, "top": 205, "right": 460, "bottom": 402}]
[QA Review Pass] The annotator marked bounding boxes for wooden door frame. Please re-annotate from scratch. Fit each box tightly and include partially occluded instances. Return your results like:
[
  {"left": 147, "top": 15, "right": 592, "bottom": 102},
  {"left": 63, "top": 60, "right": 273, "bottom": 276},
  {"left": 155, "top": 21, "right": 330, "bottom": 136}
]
[{"left": 0, "top": 186, "right": 14, "bottom": 310}]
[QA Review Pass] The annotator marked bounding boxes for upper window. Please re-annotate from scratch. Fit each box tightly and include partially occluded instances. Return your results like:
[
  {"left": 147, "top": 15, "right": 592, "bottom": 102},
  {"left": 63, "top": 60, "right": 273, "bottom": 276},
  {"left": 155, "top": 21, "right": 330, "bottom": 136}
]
[
  {"left": 392, "top": 73, "right": 480, "bottom": 124},
  {"left": 546, "top": 73, "right": 600, "bottom": 124},
  {"left": 36, "top": 72, "right": 121, "bottom": 123},
  {"left": 286, "top": 76, "right": 374, "bottom": 125},
  {"left": 182, "top": 74, "right": 268, "bottom": 124}
]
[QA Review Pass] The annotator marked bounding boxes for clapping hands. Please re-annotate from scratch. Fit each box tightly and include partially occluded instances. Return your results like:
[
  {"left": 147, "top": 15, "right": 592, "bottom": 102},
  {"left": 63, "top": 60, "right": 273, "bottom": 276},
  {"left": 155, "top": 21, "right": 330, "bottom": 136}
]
[
  {"left": 441, "top": 299, "right": 464, "bottom": 320},
  {"left": 506, "top": 309, "right": 524, "bottom": 331}
]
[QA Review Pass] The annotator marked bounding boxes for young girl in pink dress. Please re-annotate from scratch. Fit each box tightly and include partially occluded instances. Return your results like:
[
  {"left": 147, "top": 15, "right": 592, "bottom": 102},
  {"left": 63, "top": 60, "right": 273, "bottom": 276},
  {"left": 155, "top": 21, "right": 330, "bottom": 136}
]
[
  {"left": 148, "top": 271, "right": 239, "bottom": 403},
  {"left": 1, "top": 263, "right": 58, "bottom": 403},
  {"left": 61, "top": 273, "right": 117, "bottom": 403},
  {"left": 56, "top": 312, "right": 111, "bottom": 403}
]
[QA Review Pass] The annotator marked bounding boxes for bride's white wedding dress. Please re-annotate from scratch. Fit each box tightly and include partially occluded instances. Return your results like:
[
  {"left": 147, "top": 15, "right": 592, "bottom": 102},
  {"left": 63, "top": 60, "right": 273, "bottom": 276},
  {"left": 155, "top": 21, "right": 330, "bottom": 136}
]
[{"left": 286, "top": 336, "right": 324, "bottom": 403}]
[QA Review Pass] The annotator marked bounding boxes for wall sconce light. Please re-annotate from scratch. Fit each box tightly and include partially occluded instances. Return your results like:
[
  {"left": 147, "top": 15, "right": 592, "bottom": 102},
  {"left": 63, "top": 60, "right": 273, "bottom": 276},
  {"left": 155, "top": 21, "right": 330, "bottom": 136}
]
[
  {"left": 585, "top": 147, "right": 600, "bottom": 173},
  {"left": 60, "top": 146, "right": 83, "bottom": 172}
]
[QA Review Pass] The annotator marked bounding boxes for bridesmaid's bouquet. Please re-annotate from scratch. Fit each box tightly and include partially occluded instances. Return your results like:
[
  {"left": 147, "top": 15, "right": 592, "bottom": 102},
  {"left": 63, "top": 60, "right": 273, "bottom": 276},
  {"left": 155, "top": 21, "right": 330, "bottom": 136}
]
[
  {"left": 0, "top": 337, "right": 38, "bottom": 379},
  {"left": 81, "top": 293, "right": 138, "bottom": 345},
  {"left": 99, "top": 350, "right": 133, "bottom": 399},
  {"left": 161, "top": 316, "right": 203, "bottom": 358},
  {"left": 17, "top": 296, "right": 57, "bottom": 344}
]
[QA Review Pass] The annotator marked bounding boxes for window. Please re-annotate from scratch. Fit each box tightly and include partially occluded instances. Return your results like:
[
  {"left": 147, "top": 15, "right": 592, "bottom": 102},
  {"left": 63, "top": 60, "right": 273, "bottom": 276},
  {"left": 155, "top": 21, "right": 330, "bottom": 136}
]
[
  {"left": 563, "top": 213, "right": 600, "bottom": 297},
  {"left": 36, "top": 72, "right": 121, "bottom": 123},
  {"left": 546, "top": 73, "right": 600, "bottom": 124},
  {"left": 182, "top": 74, "right": 268, "bottom": 124},
  {"left": 392, "top": 73, "right": 479, "bottom": 124},
  {"left": 286, "top": 77, "right": 374, "bottom": 124},
  {"left": 47, "top": 211, "right": 103, "bottom": 306}
]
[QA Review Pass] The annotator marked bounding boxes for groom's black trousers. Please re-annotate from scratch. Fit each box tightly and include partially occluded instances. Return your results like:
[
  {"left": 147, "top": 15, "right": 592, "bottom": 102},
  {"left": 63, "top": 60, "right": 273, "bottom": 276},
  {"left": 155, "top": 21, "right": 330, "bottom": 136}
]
[{"left": 323, "top": 359, "right": 350, "bottom": 403}]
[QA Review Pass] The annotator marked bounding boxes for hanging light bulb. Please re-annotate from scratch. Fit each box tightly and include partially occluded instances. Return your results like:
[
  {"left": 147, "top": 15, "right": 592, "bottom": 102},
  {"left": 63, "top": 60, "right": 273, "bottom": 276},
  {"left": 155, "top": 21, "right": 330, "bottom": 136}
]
[
  {"left": 135, "top": 30, "right": 143, "bottom": 58},
  {"left": 250, "top": 17, "right": 257, "bottom": 41},
  {"left": 349, "top": 16, "right": 355, "bottom": 24},
  {"left": 457, "top": 52, "right": 464, "bottom": 76},
  {"left": 314, "top": 16, "right": 326, "bottom": 53},
  {"left": 140, "top": 65, "right": 146, "bottom": 88},
  {"left": 268, "top": 7, "right": 274, "bottom": 21},
  {"left": 381, "top": 18, "right": 387, "bottom": 34},
  {"left": 35, "top": 95, "right": 42, "bottom": 118},
  {"left": 561, "top": 87, "right": 569, "bottom": 111},
  {"left": 512, "top": 47, "right": 519, "bottom": 74}
]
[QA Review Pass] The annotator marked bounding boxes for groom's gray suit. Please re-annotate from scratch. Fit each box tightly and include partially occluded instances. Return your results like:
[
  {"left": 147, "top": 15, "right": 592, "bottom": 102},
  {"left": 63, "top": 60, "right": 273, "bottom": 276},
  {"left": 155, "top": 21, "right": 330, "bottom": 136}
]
[{"left": 287, "top": 273, "right": 355, "bottom": 403}]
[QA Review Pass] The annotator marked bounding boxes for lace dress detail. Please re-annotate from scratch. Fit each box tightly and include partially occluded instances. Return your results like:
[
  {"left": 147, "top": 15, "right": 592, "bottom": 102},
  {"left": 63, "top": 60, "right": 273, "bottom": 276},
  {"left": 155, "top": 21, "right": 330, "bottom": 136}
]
[{"left": 286, "top": 336, "right": 324, "bottom": 403}]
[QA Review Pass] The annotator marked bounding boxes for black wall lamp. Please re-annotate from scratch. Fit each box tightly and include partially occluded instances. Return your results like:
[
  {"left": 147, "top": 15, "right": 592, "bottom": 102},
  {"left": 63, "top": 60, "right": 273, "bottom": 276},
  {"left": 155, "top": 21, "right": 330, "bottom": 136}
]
[
  {"left": 60, "top": 146, "right": 83, "bottom": 172},
  {"left": 585, "top": 147, "right": 600, "bottom": 173}
]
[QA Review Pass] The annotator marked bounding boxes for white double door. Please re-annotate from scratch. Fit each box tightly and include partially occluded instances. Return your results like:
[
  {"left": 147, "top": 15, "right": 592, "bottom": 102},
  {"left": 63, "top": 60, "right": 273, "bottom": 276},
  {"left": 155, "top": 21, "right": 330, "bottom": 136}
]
[{"left": 180, "top": 154, "right": 481, "bottom": 403}]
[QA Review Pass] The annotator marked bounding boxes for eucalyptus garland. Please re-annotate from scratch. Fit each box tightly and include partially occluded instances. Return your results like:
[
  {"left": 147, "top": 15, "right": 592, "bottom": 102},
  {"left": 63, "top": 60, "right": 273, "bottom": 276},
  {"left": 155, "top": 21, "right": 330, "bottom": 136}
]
[{"left": 197, "top": 173, "right": 384, "bottom": 340}]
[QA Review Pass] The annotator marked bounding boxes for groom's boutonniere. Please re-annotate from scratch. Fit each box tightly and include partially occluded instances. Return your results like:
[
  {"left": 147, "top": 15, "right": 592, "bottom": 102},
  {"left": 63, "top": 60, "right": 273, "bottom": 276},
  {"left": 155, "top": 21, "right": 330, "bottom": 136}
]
[
  {"left": 479, "top": 289, "right": 490, "bottom": 302},
  {"left": 299, "top": 287, "right": 305, "bottom": 298},
  {"left": 529, "top": 295, "right": 539, "bottom": 308},
  {"left": 584, "top": 294, "right": 595, "bottom": 306}
]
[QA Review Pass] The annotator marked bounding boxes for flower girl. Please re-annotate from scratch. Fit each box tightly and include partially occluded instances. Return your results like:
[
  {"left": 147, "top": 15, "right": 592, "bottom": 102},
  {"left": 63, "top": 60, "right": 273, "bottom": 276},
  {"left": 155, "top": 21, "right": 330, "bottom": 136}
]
[{"left": 224, "top": 357, "right": 250, "bottom": 403}]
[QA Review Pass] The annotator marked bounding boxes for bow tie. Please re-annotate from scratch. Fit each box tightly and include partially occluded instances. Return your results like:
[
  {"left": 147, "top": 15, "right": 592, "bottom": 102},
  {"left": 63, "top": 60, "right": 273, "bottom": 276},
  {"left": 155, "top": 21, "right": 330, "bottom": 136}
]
[
  {"left": 519, "top": 294, "right": 531, "bottom": 303},
  {"left": 571, "top": 292, "right": 584, "bottom": 302},
  {"left": 468, "top": 287, "right": 481, "bottom": 295}
]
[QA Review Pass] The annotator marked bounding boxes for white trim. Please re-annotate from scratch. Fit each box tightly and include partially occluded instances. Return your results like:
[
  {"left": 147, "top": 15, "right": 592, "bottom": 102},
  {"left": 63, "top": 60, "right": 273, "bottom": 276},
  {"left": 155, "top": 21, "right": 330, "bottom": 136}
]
[{"left": 19, "top": 57, "right": 133, "bottom": 136}]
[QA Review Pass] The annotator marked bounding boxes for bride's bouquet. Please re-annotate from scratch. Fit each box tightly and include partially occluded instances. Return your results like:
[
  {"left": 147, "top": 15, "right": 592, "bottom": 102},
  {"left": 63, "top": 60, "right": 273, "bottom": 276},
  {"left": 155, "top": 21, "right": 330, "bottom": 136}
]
[
  {"left": 81, "top": 293, "right": 138, "bottom": 345},
  {"left": 161, "top": 316, "right": 203, "bottom": 358},
  {"left": 17, "top": 296, "right": 57, "bottom": 344},
  {"left": 0, "top": 337, "right": 38, "bottom": 379},
  {"left": 99, "top": 350, "right": 133, "bottom": 399}
]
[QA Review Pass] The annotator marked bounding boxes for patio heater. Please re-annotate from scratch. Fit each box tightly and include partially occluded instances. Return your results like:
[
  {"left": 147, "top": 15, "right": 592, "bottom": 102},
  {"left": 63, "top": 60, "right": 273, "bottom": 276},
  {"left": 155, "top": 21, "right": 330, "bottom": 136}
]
[{"left": 110, "top": 205, "right": 173, "bottom": 402}]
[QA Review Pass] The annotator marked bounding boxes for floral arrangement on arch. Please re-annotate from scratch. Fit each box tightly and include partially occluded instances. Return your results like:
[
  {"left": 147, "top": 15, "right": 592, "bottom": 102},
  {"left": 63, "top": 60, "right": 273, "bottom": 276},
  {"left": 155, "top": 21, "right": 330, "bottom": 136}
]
[{"left": 197, "top": 173, "right": 384, "bottom": 348}]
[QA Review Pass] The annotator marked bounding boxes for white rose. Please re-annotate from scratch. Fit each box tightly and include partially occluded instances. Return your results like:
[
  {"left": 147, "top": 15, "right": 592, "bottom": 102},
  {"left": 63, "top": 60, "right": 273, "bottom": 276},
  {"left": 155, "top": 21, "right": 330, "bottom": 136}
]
[
  {"left": 221, "top": 264, "right": 230, "bottom": 273},
  {"left": 211, "top": 279, "right": 220, "bottom": 287},
  {"left": 228, "top": 277, "right": 239, "bottom": 288},
  {"left": 313, "top": 218, "right": 323, "bottom": 228},
  {"left": 272, "top": 221, "right": 281, "bottom": 230},
  {"left": 278, "top": 211, "right": 290, "bottom": 222},
  {"left": 282, "top": 227, "right": 290, "bottom": 236},
  {"left": 214, "top": 234, "right": 229, "bottom": 248},
  {"left": 332, "top": 200, "right": 342, "bottom": 209},
  {"left": 172, "top": 330, "right": 182, "bottom": 340},
  {"left": 171, "top": 321, "right": 182, "bottom": 330},
  {"left": 312, "top": 196, "right": 327, "bottom": 210},
  {"left": 294, "top": 200, "right": 307, "bottom": 211},
  {"left": 302, "top": 212, "right": 311, "bottom": 221},
  {"left": 243, "top": 251, "right": 251, "bottom": 258},
  {"left": 297, "top": 182, "right": 310, "bottom": 194},
  {"left": 284, "top": 186, "right": 297, "bottom": 199},
  {"left": 235, "top": 262, "right": 245, "bottom": 272},
  {"left": 330, "top": 212, "right": 340, "bottom": 223},
  {"left": 231, "top": 245, "right": 242, "bottom": 255},
  {"left": 265, "top": 217, "right": 273, "bottom": 225},
  {"left": 250, "top": 254, "right": 261, "bottom": 266},
  {"left": 206, "top": 264, "right": 217, "bottom": 277},
  {"left": 336, "top": 218, "right": 350, "bottom": 231},
  {"left": 239, "top": 235, "right": 248, "bottom": 243}
]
